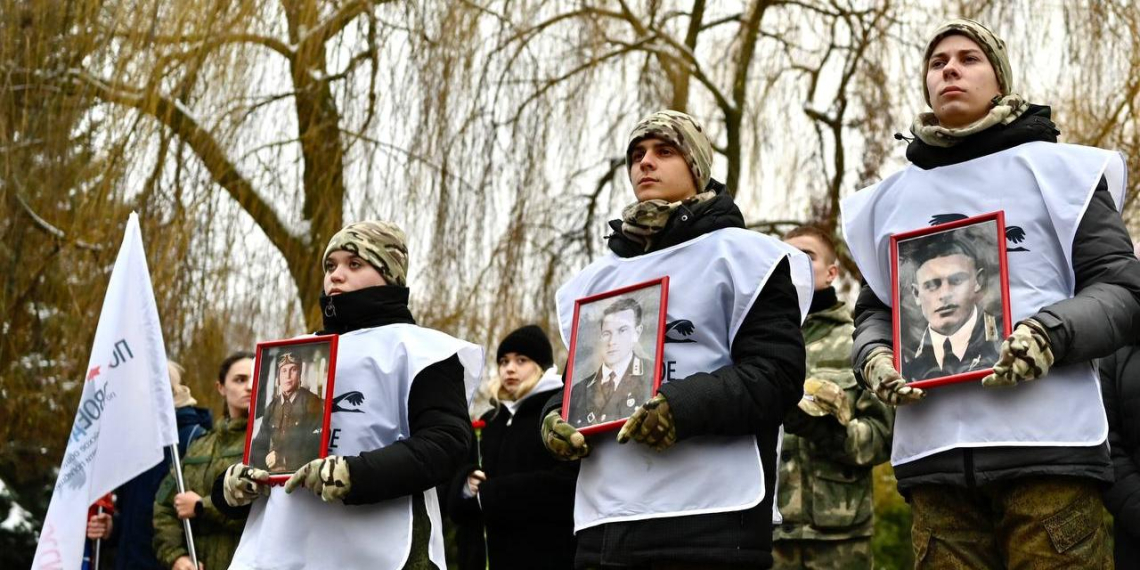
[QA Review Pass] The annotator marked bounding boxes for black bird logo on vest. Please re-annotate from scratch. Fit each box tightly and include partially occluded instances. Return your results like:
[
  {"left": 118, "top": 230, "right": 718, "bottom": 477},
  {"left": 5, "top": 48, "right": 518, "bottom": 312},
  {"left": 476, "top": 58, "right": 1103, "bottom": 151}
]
[
  {"left": 332, "top": 391, "right": 365, "bottom": 413},
  {"left": 929, "top": 214, "right": 1029, "bottom": 252},
  {"left": 664, "top": 320, "right": 697, "bottom": 343}
]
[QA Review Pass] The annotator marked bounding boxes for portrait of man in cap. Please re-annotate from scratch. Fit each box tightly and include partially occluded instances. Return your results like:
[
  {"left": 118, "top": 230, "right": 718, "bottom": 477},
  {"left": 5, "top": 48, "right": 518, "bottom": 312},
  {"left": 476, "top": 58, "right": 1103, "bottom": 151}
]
[
  {"left": 568, "top": 296, "right": 655, "bottom": 429},
  {"left": 249, "top": 350, "right": 326, "bottom": 473},
  {"left": 899, "top": 227, "right": 1002, "bottom": 381}
]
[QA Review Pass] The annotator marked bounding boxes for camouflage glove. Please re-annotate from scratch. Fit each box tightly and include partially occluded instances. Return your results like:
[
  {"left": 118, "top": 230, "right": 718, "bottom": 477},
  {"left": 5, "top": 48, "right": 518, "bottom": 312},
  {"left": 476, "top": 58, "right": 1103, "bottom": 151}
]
[
  {"left": 982, "top": 319, "right": 1054, "bottom": 387},
  {"left": 798, "top": 377, "right": 853, "bottom": 426},
  {"left": 284, "top": 455, "right": 351, "bottom": 502},
  {"left": 616, "top": 394, "right": 676, "bottom": 451},
  {"left": 222, "top": 463, "right": 270, "bottom": 507},
  {"left": 863, "top": 348, "right": 926, "bottom": 406},
  {"left": 542, "top": 410, "right": 590, "bottom": 460}
]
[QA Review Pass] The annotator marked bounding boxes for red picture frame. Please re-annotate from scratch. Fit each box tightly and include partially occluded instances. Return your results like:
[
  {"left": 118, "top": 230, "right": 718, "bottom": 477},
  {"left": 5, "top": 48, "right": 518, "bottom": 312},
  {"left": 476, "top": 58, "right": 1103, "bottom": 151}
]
[
  {"left": 889, "top": 211, "right": 1013, "bottom": 389},
  {"left": 561, "top": 277, "right": 669, "bottom": 436},
  {"left": 243, "top": 335, "right": 339, "bottom": 485}
]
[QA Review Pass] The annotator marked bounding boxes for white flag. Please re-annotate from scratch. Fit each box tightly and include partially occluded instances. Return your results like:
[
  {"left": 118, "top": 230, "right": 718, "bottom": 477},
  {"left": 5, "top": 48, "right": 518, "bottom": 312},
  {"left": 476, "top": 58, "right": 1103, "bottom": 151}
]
[{"left": 33, "top": 213, "right": 178, "bottom": 569}]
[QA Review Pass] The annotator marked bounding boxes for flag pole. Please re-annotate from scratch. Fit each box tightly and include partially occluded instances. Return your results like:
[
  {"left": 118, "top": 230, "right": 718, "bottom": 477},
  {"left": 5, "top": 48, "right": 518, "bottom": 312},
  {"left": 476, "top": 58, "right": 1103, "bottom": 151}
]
[
  {"left": 92, "top": 505, "right": 104, "bottom": 570},
  {"left": 169, "top": 445, "right": 199, "bottom": 569}
]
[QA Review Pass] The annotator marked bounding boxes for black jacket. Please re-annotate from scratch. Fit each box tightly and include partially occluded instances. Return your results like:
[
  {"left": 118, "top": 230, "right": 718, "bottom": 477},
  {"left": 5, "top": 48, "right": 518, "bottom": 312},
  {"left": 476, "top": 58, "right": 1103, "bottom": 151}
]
[
  {"left": 213, "top": 286, "right": 473, "bottom": 520},
  {"left": 446, "top": 386, "right": 578, "bottom": 570},
  {"left": 1101, "top": 344, "right": 1140, "bottom": 566},
  {"left": 852, "top": 105, "right": 1140, "bottom": 491},
  {"left": 545, "top": 183, "right": 807, "bottom": 568}
]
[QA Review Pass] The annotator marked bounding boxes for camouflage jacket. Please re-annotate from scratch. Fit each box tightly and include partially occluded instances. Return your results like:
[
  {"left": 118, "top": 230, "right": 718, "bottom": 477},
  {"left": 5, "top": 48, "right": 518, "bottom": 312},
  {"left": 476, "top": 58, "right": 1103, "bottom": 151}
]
[
  {"left": 776, "top": 301, "right": 894, "bottom": 541},
  {"left": 153, "top": 417, "right": 249, "bottom": 570}
]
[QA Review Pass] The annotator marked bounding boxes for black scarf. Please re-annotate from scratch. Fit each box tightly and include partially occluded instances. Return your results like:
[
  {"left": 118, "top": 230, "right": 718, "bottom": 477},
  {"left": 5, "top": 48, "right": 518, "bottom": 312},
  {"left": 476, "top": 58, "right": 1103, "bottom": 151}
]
[
  {"left": 318, "top": 285, "right": 415, "bottom": 335},
  {"left": 905, "top": 104, "right": 1059, "bottom": 170},
  {"left": 606, "top": 179, "right": 746, "bottom": 258},
  {"left": 808, "top": 286, "right": 838, "bottom": 315}
]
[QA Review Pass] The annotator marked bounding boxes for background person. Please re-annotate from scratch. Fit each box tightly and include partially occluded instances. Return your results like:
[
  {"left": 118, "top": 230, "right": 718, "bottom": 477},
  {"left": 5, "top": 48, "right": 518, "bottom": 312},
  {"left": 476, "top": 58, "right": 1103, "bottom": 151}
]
[
  {"left": 153, "top": 351, "right": 254, "bottom": 570},
  {"left": 447, "top": 325, "right": 578, "bottom": 570},
  {"left": 1100, "top": 243, "right": 1140, "bottom": 568},
  {"left": 91, "top": 361, "right": 212, "bottom": 570},
  {"left": 775, "top": 227, "right": 893, "bottom": 570}
]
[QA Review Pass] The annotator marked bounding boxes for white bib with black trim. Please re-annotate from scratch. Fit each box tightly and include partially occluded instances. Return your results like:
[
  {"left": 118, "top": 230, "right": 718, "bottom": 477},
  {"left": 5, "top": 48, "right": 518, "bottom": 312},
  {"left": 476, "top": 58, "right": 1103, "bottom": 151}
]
[
  {"left": 230, "top": 324, "right": 483, "bottom": 570},
  {"left": 556, "top": 228, "right": 813, "bottom": 532},
  {"left": 841, "top": 142, "right": 1124, "bottom": 465}
]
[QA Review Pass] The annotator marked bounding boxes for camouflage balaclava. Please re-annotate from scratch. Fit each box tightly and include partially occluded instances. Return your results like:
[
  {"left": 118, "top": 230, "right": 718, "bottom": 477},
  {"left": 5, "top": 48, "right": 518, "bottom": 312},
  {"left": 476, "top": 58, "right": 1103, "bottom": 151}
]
[
  {"left": 625, "top": 110, "right": 714, "bottom": 192},
  {"left": 621, "top": 110, "right": 718, "bottom": 250},
  {"left": 913, "top": 19, "right": 1028, "bottom": 147},
  {"left": 322, "top": 220, "right": 409, "bottom": 287}
]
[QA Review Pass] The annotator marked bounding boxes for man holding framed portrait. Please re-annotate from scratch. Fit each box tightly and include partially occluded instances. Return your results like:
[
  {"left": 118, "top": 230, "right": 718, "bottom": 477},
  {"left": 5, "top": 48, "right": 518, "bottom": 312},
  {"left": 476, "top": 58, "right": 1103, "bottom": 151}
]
[
  {"left": 539, "top": 109, "right": 813, "bottom": 569},
  {"left": 842, "top": 18, "right": 1140, "bottom": 569}
]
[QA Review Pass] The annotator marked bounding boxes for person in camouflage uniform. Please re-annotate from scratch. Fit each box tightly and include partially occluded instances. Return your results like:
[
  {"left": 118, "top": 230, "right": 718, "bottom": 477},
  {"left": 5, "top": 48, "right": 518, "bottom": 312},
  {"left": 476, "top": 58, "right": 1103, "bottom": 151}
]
[
  {"left": 775, "top": 227, "right": 893, "bottom": 570},
  {"left": 154, "top": 352, "right": 255, "bottom": 570}
]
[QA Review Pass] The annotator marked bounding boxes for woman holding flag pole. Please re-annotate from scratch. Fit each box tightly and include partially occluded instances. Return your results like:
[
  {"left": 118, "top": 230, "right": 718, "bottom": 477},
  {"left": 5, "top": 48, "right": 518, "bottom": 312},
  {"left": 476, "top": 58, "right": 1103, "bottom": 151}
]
[{"left": 153, "top": 351, "right": 255, "bottom": 570}]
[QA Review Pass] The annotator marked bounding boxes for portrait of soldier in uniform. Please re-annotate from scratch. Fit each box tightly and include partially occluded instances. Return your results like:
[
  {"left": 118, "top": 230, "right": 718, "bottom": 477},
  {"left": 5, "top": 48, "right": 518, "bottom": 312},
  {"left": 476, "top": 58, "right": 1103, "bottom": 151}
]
[
  {"left": 568, "top": 297, "right": 655, "bottom": 428},
  {"left": 899, "top": 228, "right": 1003, "bottom": 381},
  {"left": 249, "top": 351, "right": 326, "bottom": 473}
]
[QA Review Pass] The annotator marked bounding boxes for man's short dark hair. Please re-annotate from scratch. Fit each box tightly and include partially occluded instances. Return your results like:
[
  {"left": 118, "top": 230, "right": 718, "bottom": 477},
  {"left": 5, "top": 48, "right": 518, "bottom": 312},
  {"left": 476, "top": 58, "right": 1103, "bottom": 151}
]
[
  {"left": 909, "top": 231, "right": 979, "bottom": 270},
  {"left": 784, "top": 225, "right": 838, "bottom": 263},
  {"left": 602, "top": 297, "right": 643, "bottom": 327}
]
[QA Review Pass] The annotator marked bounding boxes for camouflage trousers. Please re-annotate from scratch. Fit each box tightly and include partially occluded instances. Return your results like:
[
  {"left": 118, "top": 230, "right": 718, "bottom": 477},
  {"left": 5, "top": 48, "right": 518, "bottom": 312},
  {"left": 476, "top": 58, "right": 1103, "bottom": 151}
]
[
  {"left": 910, "top": 476, "right": 1112, "bottom": 569},
  {"left": 772, "top": 537, "right": 871, "bottom": 570}
]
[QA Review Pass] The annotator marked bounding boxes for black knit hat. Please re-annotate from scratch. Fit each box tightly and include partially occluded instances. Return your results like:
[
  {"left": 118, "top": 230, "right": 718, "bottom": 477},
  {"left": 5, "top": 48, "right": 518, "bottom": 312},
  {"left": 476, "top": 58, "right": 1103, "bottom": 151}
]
[{"left": 497, "top": 325, "right": 554, "bottom": 370}]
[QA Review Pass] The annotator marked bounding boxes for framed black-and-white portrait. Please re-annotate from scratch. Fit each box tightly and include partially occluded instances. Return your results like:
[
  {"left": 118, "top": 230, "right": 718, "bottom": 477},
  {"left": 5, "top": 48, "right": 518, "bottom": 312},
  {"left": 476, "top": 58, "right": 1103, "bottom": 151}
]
[
  {"left": 890, "top": 212, "right": 1012, "bottom": 389},
  {"left": 561, "top": 277, "right": 668, "bottom": 435},
  {"left": 243, "top": 335, "right": 338, "bottom": 483}
]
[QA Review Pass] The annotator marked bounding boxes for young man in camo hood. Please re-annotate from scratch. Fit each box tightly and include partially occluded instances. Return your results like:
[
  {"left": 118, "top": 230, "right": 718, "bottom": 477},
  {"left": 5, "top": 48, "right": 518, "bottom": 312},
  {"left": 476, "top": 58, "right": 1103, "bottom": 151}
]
[
  {"left": 540, "top": 110, "right": 814, "bottom": 568},
  {"left": 843, "top": 18, "right": 1140, "bottom": 568}
]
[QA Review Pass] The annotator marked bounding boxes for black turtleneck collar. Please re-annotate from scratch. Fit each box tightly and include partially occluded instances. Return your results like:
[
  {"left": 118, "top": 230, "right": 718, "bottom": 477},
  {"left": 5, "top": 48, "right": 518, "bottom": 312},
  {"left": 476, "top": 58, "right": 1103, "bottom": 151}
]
[
  {"left": 808, "top": 286, "right": 838, "bottom": 315},
  {"left": 905, "top": 104, "right": 1060, "bottom": 170},
  {"left": 318, "top": 285, "right": 415, "bottom": 335},
  {"left": 607, "top": 179, "right": 746, "bottom": 258}
]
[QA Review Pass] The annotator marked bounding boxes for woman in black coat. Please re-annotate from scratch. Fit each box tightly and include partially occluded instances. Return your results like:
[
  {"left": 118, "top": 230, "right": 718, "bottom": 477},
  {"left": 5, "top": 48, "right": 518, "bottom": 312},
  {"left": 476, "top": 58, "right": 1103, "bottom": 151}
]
[
  {"left": 447, "top": 325, "right": 578, "bottom": 570},
  {"left": 1102, "top": 339, "right": 1140, "bottom": 566}
]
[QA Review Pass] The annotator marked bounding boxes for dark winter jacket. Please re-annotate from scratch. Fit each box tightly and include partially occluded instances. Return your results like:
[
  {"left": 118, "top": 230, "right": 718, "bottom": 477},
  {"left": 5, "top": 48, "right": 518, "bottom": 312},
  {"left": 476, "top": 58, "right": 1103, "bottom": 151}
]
[
  {"left": 446, "top": 382, "right": 578, "bottom": 570},
  {"left": 545, "top": 182, "right": 807, "bottom": 568},
  {"left": 112, "top": 405, "right": 212, "bottom": 570},
  {"left": 852, "top": 105, "right": 1140, "bottom": 492},
  {"left": 1101, "top": 344, "right": 1140, "bottom": 567},
  {"left": 212, "top": 285, "right": 474, "bottom": 567},
  {"left": 153, "top": 417, "right": 248, "bottom": 570}
]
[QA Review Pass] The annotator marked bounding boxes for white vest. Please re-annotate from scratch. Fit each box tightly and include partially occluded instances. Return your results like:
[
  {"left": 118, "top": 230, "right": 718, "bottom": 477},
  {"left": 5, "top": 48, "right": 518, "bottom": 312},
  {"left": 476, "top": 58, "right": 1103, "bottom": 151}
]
[
  {"left": 841, "top": 142, "right": 1125, "bottom": 466},
  {"left": 556, "top": 228, "right": 813, "bottom": 532},
  {"left": 230, "top": 324, "right": 484, "bottom": 570}
]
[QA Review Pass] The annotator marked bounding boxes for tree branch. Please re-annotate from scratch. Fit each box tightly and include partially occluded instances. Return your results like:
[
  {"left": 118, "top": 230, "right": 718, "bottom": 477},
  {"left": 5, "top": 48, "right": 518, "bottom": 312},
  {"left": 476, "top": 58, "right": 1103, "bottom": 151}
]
[
  {"left": 110, "top": 30, "right": 296, "bottom": 61},
  {"left": 69, "top": 71, "right": 306, "bottom": 254},
  {"left": 14, "top": 191, "right": 105, "bottom": 251}
]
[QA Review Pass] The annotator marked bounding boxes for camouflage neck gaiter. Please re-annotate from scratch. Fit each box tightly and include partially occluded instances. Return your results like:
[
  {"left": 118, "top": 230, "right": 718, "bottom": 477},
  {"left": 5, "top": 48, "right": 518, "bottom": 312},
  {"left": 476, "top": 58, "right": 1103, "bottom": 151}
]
[
  {"left": 620, "top": 191, "right": 716, "bottom": 251},
  {"left": 911, "top": 94, "right": 1029, "bottom": 148}
]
